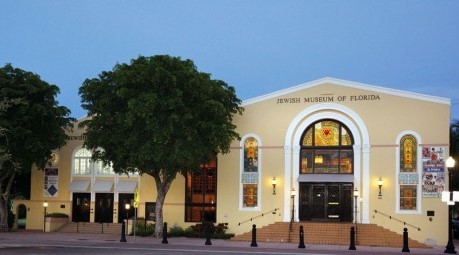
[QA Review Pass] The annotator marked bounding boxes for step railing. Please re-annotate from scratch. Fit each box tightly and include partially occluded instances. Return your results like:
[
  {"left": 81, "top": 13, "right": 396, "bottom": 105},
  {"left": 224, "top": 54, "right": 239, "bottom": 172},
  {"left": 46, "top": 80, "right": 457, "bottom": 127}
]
[
  {"left": 373, "top": 210, "right": 421, "bottom": 231},
  {"left": 237, "top": 208, "right": 279, "bottom": 226}
]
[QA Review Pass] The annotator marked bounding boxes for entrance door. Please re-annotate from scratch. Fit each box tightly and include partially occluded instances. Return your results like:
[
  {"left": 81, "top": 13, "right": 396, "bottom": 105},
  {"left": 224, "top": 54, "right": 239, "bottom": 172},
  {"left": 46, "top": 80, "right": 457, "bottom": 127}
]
[
  {"left": 118, "top": 193, "right": 134, "bottom": 223},
  {"left": 95, "top": 193, "right": 114, "bottom": 223},
  {"left": 72, "top": 193, "right": 90, "bottom": 222},
  {"left": 299, "top": 183, "right": 353, "bottom": 222}
]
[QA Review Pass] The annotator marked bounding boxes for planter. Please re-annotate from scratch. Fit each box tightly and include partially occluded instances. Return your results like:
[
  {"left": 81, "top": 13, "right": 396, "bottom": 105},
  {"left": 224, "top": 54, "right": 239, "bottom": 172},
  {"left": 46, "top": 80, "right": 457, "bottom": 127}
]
[{"left": 45, "top": 217, "right": 69, "bottom": 232}]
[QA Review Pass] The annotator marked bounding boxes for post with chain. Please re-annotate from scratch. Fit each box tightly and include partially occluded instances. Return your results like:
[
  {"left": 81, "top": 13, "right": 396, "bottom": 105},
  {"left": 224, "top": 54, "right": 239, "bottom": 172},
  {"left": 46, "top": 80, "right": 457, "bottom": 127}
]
[
  {"left": 349, "top": 226, "right": 356, "bottom": 250},
  {"left": 298, "top": 225, "right": 305, "bottom": 248},
  {"left": 250, "top": 224, "right": 258, "bottom": 247},
  {"left": 402, "top": 228, "right": 410, "bottom": 252}
]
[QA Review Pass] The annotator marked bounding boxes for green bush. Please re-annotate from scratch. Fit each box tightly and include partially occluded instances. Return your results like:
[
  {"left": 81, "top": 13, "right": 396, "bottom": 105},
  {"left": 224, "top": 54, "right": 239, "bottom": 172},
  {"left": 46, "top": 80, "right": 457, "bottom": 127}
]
[
  {"left": 133, "top": 222, "right": 155, "bottom": 237},
  {"left": 46, "top": 213, "right": 69, "bottom": 218}
]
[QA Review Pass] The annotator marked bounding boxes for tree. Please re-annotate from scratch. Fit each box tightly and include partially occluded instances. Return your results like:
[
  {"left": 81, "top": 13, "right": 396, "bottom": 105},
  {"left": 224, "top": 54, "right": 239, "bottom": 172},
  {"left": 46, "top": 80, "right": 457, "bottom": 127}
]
[
  {"left": 79, "top": 55, "right": 243, "bottom": 237},
  {"left": 0, "top": 64, "right": 73, "bottom": 231}
]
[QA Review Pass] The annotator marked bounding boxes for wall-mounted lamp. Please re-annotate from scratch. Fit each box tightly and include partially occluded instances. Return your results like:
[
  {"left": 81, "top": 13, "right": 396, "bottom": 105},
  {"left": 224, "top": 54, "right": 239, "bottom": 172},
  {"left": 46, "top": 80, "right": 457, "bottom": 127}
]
[
  {"left": 377, "top": 177, "right": 383, "bottom": 199},
  {"left": 271, "top": 177, "right": 277, "bottom": 195}
]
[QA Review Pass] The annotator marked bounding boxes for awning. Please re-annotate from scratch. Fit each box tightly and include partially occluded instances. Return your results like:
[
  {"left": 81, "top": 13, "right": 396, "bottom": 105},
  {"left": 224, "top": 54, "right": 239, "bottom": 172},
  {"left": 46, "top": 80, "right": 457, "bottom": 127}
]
[
  {"left": 68, "top": 180, "right": 90, "bottom": 192},
  {"left": 115, "top": 181, "right": 138, "bottom": 193},
  {"left": 92, "top": 180, "right": 114, "bottom": 192}
]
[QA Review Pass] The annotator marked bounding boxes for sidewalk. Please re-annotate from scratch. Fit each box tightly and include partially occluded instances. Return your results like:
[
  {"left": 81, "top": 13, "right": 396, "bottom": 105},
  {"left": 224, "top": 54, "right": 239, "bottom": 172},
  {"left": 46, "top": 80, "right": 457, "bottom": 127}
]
[{"left": 0, "top": 230, "right": 454, "bottom": 255}]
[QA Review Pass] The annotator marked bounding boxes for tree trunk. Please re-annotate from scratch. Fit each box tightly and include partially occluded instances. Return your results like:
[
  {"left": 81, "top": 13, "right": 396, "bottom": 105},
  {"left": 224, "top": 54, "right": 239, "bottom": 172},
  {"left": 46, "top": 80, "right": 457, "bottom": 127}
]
[
  {"left": 152, "top": 170, "right": 176, "bottom": 237},
  {"left": 0, "top": 171, "right": 15, "bottom": 232}
]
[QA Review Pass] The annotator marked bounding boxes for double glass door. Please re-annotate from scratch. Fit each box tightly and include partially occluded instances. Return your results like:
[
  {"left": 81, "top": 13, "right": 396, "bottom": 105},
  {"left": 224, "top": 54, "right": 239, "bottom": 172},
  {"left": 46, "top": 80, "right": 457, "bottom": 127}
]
[{"left": 299, "top": 183, "right": 353, "bottom": 222}]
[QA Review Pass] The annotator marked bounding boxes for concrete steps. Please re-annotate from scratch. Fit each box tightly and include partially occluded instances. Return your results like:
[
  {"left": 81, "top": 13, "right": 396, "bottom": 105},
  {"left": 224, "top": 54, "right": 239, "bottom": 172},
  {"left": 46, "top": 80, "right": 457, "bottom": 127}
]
[{"left": 231, "top": 222, "right": 430, "bottom": 248}]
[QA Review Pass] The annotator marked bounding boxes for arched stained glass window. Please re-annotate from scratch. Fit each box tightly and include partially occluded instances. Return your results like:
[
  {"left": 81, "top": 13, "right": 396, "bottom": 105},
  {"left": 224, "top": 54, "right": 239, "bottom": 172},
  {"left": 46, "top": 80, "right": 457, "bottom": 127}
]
[
  {"left": 300, "top": 120, "right": 354, "bottom": 174},
  {"left": 74, "top": 148, "right": 92, "bottom": 175},
  {"left": 244, "top": 137, "right": 258, "bottom": 172},
  {"left": 399, "top": 134, "right": 418, "bottom": 211},
  {"left": 400, "top": 135, "right": 417, "bottom": 172},
  {"left": 241, "top": 136, "right": 261, "bottom": 209}
]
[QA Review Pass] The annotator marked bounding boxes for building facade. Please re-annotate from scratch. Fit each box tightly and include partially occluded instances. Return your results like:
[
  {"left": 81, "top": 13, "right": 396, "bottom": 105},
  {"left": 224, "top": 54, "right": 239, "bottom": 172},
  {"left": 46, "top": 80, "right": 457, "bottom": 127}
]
[{"left": 14, "top": 78, "right": 451, "bottom": 245}]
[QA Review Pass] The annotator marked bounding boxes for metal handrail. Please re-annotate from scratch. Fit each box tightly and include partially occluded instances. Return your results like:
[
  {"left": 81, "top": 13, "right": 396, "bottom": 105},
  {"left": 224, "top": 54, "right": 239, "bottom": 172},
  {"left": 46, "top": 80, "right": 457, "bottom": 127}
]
[
  {"left": 373, "top": 210, "right": 421, "bottom": 231},
  {"left": 237, "top": 208, "right": 279, "bottom": 226}
]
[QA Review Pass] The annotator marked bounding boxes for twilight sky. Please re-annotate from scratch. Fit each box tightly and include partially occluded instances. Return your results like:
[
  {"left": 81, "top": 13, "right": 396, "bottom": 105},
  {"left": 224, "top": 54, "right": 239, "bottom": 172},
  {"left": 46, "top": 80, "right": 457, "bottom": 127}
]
[{"left": 1, "top": 1, "right": 458, "bottom": 120}]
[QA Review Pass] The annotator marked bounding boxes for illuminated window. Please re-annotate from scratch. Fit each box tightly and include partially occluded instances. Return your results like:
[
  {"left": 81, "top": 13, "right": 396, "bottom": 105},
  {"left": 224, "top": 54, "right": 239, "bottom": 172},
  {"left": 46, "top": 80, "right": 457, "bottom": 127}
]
[
  {"left": 185, "top": 160, "right": 217, "bottom": 222},
  {"left": 398, "top": 134, "right": 419, "bottom": 211},
  {"left": 400, "top": 185, "right": 417, "bottom": 210},
  {"left": 400, "top": 135, "right": 417, "bottom": 172},
  {"left": 74, "top": 148, "right": 92, "bottom": 175},
  {"left": 73, "top": 148, "right": 115, "bottom": 176},
  {"left": 300, "top": 120, "right": 354, "bottom": 174},
  {"left": 240, "top": 136, "right": 261, "bottom": 209}
]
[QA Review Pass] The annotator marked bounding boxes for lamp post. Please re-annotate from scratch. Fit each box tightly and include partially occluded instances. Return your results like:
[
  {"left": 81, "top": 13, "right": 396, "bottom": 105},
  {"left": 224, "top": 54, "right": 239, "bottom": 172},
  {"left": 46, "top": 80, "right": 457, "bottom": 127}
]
[
  {"left": 353, "top": 188, "right": 359, "bottom": 224},
  {"left": 125, "top": 203, "right": 131, "bottom": 236},
  {"left": 445, "top": 156, "right": 456, "bottom": 254},
  {"left": 43, "top": 201, "right": 48, "bottom": 232},
  {"left": 290, "top": 188, "right": 296, "bottom": 223}
]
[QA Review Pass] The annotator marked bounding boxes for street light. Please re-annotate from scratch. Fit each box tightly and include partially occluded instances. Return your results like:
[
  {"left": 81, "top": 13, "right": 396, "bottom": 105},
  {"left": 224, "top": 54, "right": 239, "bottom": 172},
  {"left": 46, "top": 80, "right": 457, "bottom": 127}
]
[
  {"left": 290, "top": 188, "right": 296, "bottom": 223},
  {"left": 43, "top": 201, "right": 48, "bottom": 232},
  {"left": 125, "top": 203, "right": 131, "bottom": 236},
  {"left": 353, "top": 188, "right": 359, "bottom": 224},
  {"left": 444, "top": 156, "right": 456, "bottom": 254}
]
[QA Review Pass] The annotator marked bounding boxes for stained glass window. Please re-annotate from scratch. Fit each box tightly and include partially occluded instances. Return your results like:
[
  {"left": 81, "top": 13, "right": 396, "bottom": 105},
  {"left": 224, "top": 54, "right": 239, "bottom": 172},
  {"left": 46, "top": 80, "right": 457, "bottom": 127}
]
[
  {"left": 300, "top": 120, "right": 354, "bottom": 174},
  {"left": 241, "top": 136, "right": 260, "bottom": 209},
  {"left": 399, "top": 135, "right": 418, "bottom": 211},
  {"left": 400, "top": 185, "right": 417, "bottom": 210},
  {"left": 244, "top": 138, "right": 258, "bottom": 172},
  {"left": 400, "top": 135, "right": 417, "bottom": 172}
]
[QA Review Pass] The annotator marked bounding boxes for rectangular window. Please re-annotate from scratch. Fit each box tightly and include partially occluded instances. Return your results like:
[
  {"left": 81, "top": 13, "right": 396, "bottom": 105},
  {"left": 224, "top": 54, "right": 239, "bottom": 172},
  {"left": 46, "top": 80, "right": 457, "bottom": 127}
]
[
  {"left": 185, "top": 163, "right": 217, "bottom": 222},
  {"left": 242, "top": 184, "right": 258, "bottom": 207},
  {"left": 400, "top": 185, "right": 417, "bottom": 210}
]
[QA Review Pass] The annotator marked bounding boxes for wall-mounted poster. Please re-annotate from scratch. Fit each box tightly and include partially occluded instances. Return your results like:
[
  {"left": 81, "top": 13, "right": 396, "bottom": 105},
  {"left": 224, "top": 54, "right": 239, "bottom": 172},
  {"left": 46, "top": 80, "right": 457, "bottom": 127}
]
[
  {"left": 422, "top": 147, "right": 446, "bottom": 197},
  {"left": 44, "top": 167, "right": 59, "bottom": 197}
]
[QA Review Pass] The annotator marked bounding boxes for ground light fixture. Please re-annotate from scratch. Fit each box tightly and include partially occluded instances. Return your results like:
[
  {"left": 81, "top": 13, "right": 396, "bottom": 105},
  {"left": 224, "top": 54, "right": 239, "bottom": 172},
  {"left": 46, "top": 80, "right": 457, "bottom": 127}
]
[{"left": 271, "top": 177, "right": 277, "bottom": 195}]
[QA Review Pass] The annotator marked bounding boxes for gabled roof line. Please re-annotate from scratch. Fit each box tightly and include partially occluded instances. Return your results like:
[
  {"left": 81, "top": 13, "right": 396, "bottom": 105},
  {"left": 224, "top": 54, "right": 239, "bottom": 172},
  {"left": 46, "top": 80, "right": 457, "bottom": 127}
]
[{"left": 241, "top": 77, "right": 451, "bottom": 107}]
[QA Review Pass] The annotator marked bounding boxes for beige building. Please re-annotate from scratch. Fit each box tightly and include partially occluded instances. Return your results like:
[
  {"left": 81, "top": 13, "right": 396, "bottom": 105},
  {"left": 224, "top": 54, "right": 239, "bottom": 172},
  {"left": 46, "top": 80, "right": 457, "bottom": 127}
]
[{"left": 14, "top": 77, "right": 451, "bottom": 246}]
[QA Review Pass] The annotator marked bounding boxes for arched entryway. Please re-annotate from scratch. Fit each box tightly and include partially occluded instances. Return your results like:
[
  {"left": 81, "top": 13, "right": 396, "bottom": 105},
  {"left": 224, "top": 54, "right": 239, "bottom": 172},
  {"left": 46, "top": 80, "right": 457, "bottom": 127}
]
[
  {"left": 283, "top": 103, "right": 370, "bottom": 224},
  {"left": 298, "top": 119, "right": 354, "bottom": 222},
  {"left": 16, "top": 204, "right": 27, "bottom": 229}
]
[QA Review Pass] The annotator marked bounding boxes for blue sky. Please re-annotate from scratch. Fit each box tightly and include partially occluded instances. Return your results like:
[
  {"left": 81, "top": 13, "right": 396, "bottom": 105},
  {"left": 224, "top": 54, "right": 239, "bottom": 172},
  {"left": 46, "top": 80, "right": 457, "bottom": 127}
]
[{"left": 1, "top": 1, "right": 459, "bottom": 120}]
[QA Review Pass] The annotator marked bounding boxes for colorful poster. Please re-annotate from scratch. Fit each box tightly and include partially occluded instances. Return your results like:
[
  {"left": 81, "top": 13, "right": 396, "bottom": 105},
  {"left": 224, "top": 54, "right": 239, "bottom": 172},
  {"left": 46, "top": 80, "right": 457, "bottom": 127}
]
[
  {"left": 44, "top": 167, "right": 59, "bottom": 197},
  {"left": 422, "top": 147, "right": 446, "bottom": 197}
]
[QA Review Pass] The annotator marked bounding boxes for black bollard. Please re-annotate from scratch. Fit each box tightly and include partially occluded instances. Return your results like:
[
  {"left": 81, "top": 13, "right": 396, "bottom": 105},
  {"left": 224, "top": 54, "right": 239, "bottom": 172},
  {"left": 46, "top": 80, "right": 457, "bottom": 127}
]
[
  {"left": 402, "top": 228, "right": 410, "bottom": 252},
  {"left": 298, "top": 225, "right": 305, "bottom": 248},
  {"left": 120, "top": 221, "right": 127, "bottom": 242},
  {"left": 162, "top": 222, "right": 169, "bottom": 244},
  {"left": 250, "top": 224, "right": 258, "bottom": 247},
  {"left": 205, "top": 222, "right": 212, "bottom": 245},
  {"left": 349, "top": 226, "right": 356, "bottom": 250}
]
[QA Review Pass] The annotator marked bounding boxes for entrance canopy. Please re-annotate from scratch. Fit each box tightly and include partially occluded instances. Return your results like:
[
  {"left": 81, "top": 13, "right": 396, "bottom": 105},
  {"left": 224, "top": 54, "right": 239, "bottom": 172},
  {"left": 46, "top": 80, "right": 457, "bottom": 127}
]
[
  {"left": 92, "top": 180, "right": 114, "bottom": 192},
  {"left": 115, "top": 181, "right": 138, "bottom": 193},
  {"left": 68, "top": 180, "right": 90, "bottom": 192}
]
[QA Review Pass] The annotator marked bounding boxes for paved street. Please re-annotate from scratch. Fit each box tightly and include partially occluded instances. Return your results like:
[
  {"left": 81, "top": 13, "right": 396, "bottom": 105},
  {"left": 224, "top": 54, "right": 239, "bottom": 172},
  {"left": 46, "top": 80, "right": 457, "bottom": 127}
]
[{"left": 0, "top": 231, "right": 455, "bottom": 255}]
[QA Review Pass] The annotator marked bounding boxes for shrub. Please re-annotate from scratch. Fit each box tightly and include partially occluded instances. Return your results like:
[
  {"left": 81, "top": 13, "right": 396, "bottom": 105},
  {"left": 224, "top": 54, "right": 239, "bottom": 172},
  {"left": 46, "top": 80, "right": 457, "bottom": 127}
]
[
  {"left": 46, "top": 213, "right": 69, "bottom": 218},
  {"left": 133, "top": 222, "right": 155, "bottom": 237}
]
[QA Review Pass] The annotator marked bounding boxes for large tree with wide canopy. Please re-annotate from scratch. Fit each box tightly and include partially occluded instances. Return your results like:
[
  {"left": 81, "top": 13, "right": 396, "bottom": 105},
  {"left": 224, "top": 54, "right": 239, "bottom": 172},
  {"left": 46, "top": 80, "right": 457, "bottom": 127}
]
[{"left": 79, "top": 55, "right": 243, "bottom": 236}]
